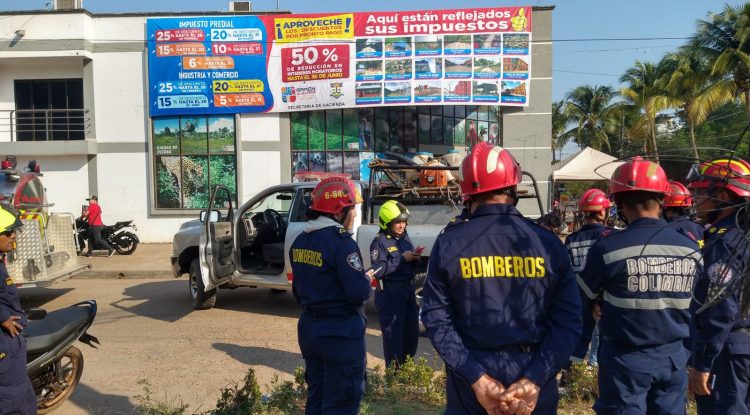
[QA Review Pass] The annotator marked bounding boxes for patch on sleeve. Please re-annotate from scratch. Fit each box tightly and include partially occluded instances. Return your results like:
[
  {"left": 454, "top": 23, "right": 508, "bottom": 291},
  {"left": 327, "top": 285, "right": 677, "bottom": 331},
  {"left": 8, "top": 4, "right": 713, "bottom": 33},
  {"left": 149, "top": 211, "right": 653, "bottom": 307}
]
[
  {"left": 347, "top": 253, "right": 363, "bottom": 271},
  {"left": 371, "top": 250, "right": 379, "bottom": 261},
  {"left": 708, "top": 262, "right": 733, "bottom": 285},
  {"left": 5, "top": 277, "right": 11, "bottom": 286}
]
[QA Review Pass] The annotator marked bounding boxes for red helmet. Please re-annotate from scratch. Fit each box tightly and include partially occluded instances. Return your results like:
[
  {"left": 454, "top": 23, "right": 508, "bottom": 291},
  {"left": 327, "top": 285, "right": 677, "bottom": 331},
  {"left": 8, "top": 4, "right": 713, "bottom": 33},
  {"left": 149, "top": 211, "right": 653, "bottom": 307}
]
[
  {"left": 579, "top": 189, "right": 612, "bottom": 212},
  {"left": 609, "top": 156, "right": 669, "bottom": 196},
  {"left": 687, "top": 158, "right": 750, "bottom": 198},
  {"left": 310, "top": 177, "right": 363, "bottom": 215},
  {"left": 664, "top": 181, "right": 693, "bottom": 207},
  {"left": 459, "top": 142, "right": 522, "bottom": 197}
]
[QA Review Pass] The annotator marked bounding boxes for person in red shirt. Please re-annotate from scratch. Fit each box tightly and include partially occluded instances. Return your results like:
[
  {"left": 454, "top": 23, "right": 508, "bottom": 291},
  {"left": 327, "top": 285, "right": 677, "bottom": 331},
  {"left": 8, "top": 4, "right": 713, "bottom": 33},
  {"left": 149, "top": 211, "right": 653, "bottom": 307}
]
[{"left": 83, "top": 195, "right": 114, "bottom": 257}]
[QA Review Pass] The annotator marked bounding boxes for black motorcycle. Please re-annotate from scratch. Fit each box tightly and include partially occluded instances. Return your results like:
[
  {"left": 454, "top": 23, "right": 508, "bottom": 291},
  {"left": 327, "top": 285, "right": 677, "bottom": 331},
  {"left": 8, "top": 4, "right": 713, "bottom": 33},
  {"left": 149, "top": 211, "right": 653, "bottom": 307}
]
[
  {"left": 25, "top": 300, "right": 100, "bottom": 414},
  {"left": 76, "top": 218, "right": 139, "bottom": 255}
]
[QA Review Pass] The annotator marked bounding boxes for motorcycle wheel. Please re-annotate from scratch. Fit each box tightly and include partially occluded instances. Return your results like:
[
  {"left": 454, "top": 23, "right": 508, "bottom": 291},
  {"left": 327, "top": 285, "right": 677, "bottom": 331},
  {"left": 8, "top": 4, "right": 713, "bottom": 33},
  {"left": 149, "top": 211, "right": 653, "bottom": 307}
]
[
  {"left": 36, "top": 346, "right": 84, "bottom": 414},
  {"left": 114, "top": 233, "right": 138, "bottom": 255}
]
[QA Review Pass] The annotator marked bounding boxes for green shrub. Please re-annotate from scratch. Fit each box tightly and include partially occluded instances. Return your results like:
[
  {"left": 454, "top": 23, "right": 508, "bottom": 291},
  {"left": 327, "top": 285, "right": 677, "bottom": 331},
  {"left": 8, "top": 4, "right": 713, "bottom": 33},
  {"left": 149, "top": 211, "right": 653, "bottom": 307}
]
[
  {"left": 560, "top": 362, "right": 599, "bottom": 405},
  {"left": 134, "top": 379, "right": 189, "bottom": 415},
  {"left": 213, "top": 368, "right": 265, "bottom": 415}
]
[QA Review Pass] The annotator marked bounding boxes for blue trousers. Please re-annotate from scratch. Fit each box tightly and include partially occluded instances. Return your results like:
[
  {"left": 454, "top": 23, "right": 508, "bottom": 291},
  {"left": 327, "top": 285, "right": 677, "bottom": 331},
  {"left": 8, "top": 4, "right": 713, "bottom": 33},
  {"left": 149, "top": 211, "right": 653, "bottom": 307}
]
[
  {"left": 444, "top": 349, "right": 558, "bottom": 415},
  {"left": 596, "top": 340, "right": 688, "bottom": 415},
  {"left": 297, "top": 313, "right": 366, "bottom": 415},
  {"left": 0, "top": 334, "right": 36, "bottom": 415},
  {"left": 695, "top": 349, "right": 750, "bottom": 415},
  {"left": 374, "top": 286, "right": 419, "bottom": 368}
]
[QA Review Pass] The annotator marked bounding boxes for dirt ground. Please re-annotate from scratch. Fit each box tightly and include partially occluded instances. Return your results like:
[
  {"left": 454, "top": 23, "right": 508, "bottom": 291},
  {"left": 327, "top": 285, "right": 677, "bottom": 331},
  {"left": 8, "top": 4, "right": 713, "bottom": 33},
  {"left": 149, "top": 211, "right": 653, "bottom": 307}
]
[{"left": 19, "top": 278, "right": 437, "bottom": 415}]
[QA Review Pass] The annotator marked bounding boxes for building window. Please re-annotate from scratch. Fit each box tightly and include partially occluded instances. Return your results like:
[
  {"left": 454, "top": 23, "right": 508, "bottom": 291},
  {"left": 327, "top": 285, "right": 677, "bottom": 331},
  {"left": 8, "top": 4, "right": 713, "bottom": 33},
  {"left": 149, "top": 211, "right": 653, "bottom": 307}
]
[
  {"left": 152, "top": 115, "right": 238, "bottom": 210},
  {"left": 14, "top": 79, "right": 85, "bottom": 141},
  {"left": 290, "top": 106, "right": 501, "bottom": 179}
]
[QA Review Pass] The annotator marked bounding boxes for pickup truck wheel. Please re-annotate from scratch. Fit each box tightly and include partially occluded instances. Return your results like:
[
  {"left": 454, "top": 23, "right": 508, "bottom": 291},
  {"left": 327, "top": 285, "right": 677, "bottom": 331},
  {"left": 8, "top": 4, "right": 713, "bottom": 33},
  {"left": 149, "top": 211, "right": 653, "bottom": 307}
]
[{"left": 189, "top": 258, "right": 216, "bottom": 310}]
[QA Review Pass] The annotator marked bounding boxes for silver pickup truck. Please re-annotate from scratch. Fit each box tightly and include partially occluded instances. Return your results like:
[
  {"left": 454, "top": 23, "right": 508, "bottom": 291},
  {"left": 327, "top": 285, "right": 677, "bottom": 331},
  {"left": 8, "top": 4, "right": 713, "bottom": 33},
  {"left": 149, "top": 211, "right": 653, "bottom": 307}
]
[
  {"left": 170, "top": 181, "right": 459, "bottom": 310},
  {"left": 171, "top": 159, "right": 544, "bottom": 310}
]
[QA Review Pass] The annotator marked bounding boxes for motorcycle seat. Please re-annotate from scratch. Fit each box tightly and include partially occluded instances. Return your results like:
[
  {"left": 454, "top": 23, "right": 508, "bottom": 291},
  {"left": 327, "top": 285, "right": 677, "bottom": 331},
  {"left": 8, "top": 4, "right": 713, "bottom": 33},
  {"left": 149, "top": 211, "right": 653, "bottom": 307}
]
[{"left": 24, "top": 306, "right": 90, "bottom": 355}]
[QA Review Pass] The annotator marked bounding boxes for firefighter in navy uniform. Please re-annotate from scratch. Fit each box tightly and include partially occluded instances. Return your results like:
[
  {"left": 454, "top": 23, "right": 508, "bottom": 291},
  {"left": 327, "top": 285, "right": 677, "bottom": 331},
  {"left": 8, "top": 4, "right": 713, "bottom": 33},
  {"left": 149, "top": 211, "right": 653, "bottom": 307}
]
[
  {"left": 663, "top": 180, "right": 705, "bottom": 247},
  {"left": 564, "top": 188, "right": 614, "bottom": 368},
  {"left": 686, "top": 158, "right": 750, "bottom": 414},
  {"left": 421, "top": 142, "right": 582, "bottom": 415},
  {"left": 578, "top": 157, "right": 702, "bottom": 415},
  {"left": 0, "top": 206, "right": 36, "bottom": 415},
  {"left": 369, "top": 200, "right": 424, "bottom": 369},
  {"left": 289, "top": 177, "right": 373, "bottom": 415}
]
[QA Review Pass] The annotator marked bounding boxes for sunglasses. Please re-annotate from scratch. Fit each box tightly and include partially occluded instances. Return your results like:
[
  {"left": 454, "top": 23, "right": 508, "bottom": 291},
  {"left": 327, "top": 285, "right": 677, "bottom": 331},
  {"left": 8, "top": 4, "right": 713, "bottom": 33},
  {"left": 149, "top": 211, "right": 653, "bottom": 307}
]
[{"left": 0, "top": 230, "right": 17, "bottom": 237}]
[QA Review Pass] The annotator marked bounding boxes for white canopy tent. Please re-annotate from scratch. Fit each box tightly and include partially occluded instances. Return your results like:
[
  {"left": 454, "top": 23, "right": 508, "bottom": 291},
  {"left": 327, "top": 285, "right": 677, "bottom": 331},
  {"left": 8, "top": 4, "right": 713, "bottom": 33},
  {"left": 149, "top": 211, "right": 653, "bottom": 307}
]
[{"left": 553, "top": 147, "right": 624, "bottom": 181}]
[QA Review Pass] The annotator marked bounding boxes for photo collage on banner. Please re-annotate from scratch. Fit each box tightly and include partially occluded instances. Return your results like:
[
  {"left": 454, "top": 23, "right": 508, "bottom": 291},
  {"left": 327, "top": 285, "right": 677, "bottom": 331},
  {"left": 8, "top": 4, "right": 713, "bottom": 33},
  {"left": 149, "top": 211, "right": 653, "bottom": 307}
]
[{"left": 351, "top": 8, "right": 531, "bottom": 107}]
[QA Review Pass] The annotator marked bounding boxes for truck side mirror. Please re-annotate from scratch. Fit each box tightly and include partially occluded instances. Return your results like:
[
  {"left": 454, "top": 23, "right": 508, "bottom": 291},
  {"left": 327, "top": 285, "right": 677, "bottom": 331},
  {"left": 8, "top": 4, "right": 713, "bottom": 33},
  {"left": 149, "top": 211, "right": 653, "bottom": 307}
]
[{"left": 200, "top": 210, "right": 220, "bottom": 223}]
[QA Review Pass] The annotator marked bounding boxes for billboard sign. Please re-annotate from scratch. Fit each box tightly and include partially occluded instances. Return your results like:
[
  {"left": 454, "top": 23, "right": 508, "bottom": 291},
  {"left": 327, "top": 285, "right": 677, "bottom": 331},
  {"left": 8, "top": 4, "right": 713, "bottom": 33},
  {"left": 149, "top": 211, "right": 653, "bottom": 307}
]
[{"left": 147, "top": 6, "right": 532, "bottom": 116}]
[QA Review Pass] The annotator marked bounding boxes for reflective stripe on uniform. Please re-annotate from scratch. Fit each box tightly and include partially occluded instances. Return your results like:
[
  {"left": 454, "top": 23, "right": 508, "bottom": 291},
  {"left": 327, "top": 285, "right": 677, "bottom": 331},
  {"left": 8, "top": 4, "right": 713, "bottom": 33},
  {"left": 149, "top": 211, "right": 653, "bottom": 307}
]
[
  {"left": 577, "top": 274, "right": 599, "bottom": 300},
  {"left": 566, "top": 239, "right": 596, "bottom": 249},
  {"left": 602, "top": 291, "right": 691, "bottom": 310},
  {"left": 602, "top": 244, "right": 702, "bottom": 265}
]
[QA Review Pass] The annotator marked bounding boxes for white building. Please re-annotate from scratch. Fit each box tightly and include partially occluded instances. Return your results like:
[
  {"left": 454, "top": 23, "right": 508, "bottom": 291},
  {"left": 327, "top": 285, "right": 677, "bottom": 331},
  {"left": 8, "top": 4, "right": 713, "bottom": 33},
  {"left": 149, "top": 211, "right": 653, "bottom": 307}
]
[{"left": 0, "top": 4, "right": 554, "bottom": 242}]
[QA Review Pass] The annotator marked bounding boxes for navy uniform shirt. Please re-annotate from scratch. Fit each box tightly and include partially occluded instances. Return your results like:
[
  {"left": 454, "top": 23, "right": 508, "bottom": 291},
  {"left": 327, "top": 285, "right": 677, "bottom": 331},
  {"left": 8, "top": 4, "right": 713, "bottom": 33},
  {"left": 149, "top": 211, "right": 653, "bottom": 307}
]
[
  {"left": 565, "top": 223, "right": 614, "bottom": 349},
  {"left": 289, "top": 218, "right": 371, "bottom": 317},
  {"left": 369, "top": 231, "right": 415, "bottom": 282},
  {"left": 666, "top": 216, "right": 705, "bottom": 248},
  {"left": 692, "top": 215, "right": 750, "bottom": 372},
  {"left": 421, "top": 203, "right": 582, "bottom": 387},
  {"left": 0, "top": 262, "right": 26, "bottom": 329},
  {"left": 565, "top": 223, "right": 613, "bottom": 274},
  {"left": 579, "top": 217, "right": 702, "bottom": 348}
]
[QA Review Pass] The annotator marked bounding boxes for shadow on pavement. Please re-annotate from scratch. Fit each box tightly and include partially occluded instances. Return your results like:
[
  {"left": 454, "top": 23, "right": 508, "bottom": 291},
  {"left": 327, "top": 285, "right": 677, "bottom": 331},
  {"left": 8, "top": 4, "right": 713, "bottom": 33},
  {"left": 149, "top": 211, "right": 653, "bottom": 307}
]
[
  {"left": 213, "top": 342, "right": 304, "bottom": 376},
  {"left": 68, "top": 382, "right": 137, "bottom": 415},
  {"left": 110, "top": 279, "right": 194, "bottom": 323},
  {"left": 215, "top": 288, "right": 301, "bottom": 318},
  {"left": 18, "top": 287, "right": 75, "bottom": 309}
]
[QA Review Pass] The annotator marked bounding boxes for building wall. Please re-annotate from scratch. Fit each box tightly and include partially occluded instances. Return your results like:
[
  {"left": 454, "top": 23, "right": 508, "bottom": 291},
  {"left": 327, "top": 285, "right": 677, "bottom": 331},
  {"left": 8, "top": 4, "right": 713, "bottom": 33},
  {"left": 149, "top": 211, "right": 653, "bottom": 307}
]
[
  {"left": 0, "top": 8, "right": 555, "bottom": 241},
  {"left": 506, "top": 7, "right": 553, "bottom": 216}
]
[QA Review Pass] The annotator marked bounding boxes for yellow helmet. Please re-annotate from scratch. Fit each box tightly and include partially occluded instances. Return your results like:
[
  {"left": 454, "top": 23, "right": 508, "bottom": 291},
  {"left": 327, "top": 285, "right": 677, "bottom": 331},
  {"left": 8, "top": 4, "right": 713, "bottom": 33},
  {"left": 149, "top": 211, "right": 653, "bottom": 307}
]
[
  {"left": 0, "top": 206, "right": 22, "bottom": 234},
  {"left": 378, "top": 200, "right": 410, "bottom": 230}
]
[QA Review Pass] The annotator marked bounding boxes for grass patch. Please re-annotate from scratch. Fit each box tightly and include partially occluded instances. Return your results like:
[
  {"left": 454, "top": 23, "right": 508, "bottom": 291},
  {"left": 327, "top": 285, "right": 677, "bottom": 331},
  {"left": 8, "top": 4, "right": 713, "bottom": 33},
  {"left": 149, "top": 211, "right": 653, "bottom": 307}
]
[{"left": 138, "top": 358, "right": 696, "bottom": 415}]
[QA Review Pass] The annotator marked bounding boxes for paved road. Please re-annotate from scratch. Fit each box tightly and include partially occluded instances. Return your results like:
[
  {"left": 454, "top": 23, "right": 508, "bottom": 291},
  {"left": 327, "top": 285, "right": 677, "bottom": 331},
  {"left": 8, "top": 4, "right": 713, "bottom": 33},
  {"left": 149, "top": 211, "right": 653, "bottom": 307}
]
[{"left": 18, "top": 278, "right": 437, "bottom": 415}]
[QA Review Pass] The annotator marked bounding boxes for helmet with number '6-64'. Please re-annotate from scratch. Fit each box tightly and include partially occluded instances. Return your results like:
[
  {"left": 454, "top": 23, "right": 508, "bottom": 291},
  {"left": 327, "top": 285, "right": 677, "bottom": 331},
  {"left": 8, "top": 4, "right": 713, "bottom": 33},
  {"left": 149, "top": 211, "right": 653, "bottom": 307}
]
[
  {"left": 664, "top": 181, "right": 693, "bottom": 208},
  {"left": 459, "top": 142, "right": 522, "bottom": 198},
  {"left": 579, "top": 189, "right": 612, "bottom": 212},
  {"left": 609, "top": 156, "right": 669, "bottom": 196},
  {"left": 687, "top": 158, "right": 750, "bottom": 198},
  {"left": 310, "top": 177, "right": 363, "bottom": 215}
]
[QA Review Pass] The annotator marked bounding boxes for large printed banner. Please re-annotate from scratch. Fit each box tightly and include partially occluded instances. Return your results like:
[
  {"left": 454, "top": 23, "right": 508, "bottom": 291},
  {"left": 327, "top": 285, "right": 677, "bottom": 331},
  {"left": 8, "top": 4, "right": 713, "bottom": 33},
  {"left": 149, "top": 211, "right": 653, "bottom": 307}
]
[{"left": 147, "top": 6, "right": 531, "bottom": 116}]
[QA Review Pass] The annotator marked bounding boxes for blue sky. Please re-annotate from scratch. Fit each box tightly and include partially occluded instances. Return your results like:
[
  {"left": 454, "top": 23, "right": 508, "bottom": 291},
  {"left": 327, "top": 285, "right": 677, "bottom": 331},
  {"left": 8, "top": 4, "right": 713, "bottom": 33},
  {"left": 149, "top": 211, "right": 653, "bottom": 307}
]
[{"left": 0, "top": 0, "right": 724, "bottom": 101}]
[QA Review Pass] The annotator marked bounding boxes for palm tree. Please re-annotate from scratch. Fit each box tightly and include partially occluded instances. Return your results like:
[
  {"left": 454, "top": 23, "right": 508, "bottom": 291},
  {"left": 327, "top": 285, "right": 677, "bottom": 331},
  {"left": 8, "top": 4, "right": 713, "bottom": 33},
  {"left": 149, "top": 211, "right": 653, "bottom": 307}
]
[
  {"left": 620, "top": 61, "right": 664, "bottom": 161},
  {"left": 654, "top": 49, "right": 731, "bottom": 161},
  {"left": 552, "top": 100, "right": 572, "bottom": 162},
  {"left": 562, "top": 85, "right": 620, "bottom": 153},
  {"left": 693, "top": 4, "right": 750, "bottom": 122}
]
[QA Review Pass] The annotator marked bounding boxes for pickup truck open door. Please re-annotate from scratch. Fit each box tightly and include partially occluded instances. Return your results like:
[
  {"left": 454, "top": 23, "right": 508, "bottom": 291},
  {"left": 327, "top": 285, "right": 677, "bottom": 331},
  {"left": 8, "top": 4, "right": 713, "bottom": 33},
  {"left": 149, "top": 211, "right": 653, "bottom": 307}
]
[{"left": 200, "top": 185, "right": 236, "bottom": 290}]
